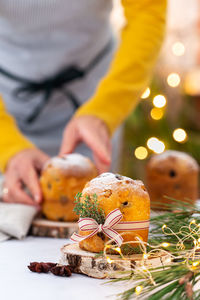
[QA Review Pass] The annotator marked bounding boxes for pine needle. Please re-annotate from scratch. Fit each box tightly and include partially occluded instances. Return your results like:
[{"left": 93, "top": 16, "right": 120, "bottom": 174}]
[
  {"left": 73, "top": 192, "right": 105, "bottom": 224},
  {"left": 109, "top": 198, "right": 200, "bottom": 300}
]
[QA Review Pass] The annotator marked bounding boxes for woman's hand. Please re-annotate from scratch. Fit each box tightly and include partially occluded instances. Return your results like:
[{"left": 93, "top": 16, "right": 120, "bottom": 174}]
[
  {"left": 59, "top": 116, "right": 111, "bottom": 173},
  {"left": 3, "top": 149, "right": 49, "bottom": 206}
]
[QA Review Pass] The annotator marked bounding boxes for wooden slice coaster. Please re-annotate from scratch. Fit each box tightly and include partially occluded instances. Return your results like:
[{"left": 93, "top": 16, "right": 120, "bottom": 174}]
[
  {"left": 59, "top": 243, "right": 171, "bottom": 279},
  {"left": 31, "top": 218, "right": 78, "bottom": 239}
]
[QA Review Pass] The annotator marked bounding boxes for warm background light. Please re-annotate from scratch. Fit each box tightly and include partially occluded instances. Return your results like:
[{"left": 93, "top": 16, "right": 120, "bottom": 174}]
[
  {"left": 172, "top": 42, "right": 185, "bottom": 56},
  {"left": 147, "top": 137, "right": 158, "bottom": 149},
  {"left": 152, "top": 140, "right": 165, "bottom": 154},
  {"left": 141, "top": 87, "right": 151, "bottom": 99},
  {"left": 147, "top": 137, "right": 165, "bottom": 154},
  {"left": 135, "top": 286, "right": 143, "bottom": 295},
  {"left": 134, "top": 146, "right": 148, "bottom": 160},
  {"left": 184, "top": 69, "right": 200, "bottom": 96},
  {"left": 150, "top": 108, "right": 164, "bottom": 120},
  {"left": 153, "top": 95, "right": 166, "bottom": 108},
  {"left": 147, "top": 137, "right": 158, "bottom": 150},
  {"left": 167, "top": 73, "right": 181, "bottom": 87},
  {"left": 173, "top": 128, "right": 187, "bottom": 143}
]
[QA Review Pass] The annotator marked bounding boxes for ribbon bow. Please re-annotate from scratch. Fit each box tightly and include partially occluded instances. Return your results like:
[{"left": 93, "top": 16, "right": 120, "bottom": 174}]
[{"left": 70, "top": 208, "right": 150, "bottom": 247}]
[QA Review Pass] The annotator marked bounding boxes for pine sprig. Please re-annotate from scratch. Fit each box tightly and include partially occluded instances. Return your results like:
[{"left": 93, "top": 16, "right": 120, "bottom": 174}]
[
  {"left": 109, "top": 198, "right": 200, "bottom": 300},
  {"left": 73, "top": 193, "right": 106, "bottom": 224},
  {"left": 149, "top": 197, "right": 200, "bottom": 250},
  {"left": 116, "top": 264, "right": 199, "bottom": 300}
]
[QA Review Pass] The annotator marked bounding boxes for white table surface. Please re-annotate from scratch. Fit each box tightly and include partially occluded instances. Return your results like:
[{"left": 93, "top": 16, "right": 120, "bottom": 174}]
[{"left": 0, "top": 237, "right": 131, "bottom": 300}]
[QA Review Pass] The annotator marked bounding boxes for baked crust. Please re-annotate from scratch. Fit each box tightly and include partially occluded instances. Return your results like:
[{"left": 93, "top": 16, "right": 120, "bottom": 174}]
[
  {"left": 40, "top": 154, "right": 98, "bottom": 221},
  {"left": 79, "top": 173, "right": 150, "bottom": 253},
  {"left": 146, "top": 150, "right": 199, "bottom": 209}
]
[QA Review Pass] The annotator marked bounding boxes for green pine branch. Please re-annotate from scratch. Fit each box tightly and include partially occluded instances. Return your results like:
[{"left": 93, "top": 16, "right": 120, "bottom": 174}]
[{"left": 109, "top": 198, "right": 200, "bottom": 300}]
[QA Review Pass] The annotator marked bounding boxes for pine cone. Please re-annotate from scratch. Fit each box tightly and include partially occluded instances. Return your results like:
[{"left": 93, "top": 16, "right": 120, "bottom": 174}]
[
  {"left": 50, "top": 265, "right": 72, "bottom": 277},
  {"left": 28, "top": 262, "right": 57, "bottom": 273}
]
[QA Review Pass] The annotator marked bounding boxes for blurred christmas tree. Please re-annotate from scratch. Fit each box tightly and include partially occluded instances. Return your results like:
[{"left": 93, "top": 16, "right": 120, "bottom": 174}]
[
  {"left": 120, "top": 77, "right": 200, "bottom": 180},
  {"left": 120, "top": 0, "right": 200, "bottom": 181}
]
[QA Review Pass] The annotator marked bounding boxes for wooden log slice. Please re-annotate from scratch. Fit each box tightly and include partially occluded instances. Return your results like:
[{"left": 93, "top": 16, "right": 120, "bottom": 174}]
[
  {"left": 60, "top": 243, "right": 171, "bottom": 279},
  {"left": 30, "top": 218, "right": 78, "bottom": 238}
]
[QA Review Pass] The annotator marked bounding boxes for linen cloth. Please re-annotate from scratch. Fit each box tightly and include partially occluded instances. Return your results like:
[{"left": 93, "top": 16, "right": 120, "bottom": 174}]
[
  {"left": 0, "top": 177, "right": 37, "bottom": 242},
  {"left": 0, "top": 203, "right": 37, "bottom": 242}
]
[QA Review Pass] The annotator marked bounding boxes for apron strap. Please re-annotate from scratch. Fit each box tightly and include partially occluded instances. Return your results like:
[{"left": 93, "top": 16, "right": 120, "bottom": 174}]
[{"left": 0, "top": 39, "right": 113, "bottom": 123}]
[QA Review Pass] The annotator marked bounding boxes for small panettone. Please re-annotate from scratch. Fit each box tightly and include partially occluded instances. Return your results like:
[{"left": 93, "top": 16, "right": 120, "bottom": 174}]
[
  {"left": 40, "top": 153, "right": 98, "bottom": 222},
  {"left": 146, "top": 150, "right": 199, "bottom": 209},
  {"left": 78, "top": 173, "right": 150, "bottom": 253}
]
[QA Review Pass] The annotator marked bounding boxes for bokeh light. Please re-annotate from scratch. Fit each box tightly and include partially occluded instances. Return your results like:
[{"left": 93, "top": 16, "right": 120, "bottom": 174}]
[
  {"left": 106, "top": 257, "right": 113, "bottom": 264},
  {"left": 153, "top": 95, "right": 167, "bottom": 108},
  {"left": 134, "top": 146, "right": 148, "bottom": 160},
  {"left": 135, "top": 286, "right": 143, "bottom": 295},
  {"left": 172, "top": 42, "right": 185, "bottom": 56},
  {"left": 147, "top": 137, "right": 159, "bottom": 149},
  {"left": 173, "top": 128, "right": 187, "bottom": 143},
  {"left": 161, "top": 242, "right": 170, "bottom": 248},
  {"left": 167, "top": 73, "right": 181, "bottom": 87},
  {"left": 147, "top": 137, "right": 165, "bottom": 154},
  {"left": 150, "top": 108, "right": 164, "bottom": 120},
  {"left": 141, "top": 87, "right": 151, "bottom": 99}
]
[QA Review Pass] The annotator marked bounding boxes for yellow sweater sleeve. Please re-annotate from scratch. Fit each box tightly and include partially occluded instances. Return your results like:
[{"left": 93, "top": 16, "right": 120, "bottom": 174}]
[
  {"left": 0, "top": 96, "right": 35, "bottom": 172},
  {"left": 76, "top": 0, "right": 167, "bottom": 134}
]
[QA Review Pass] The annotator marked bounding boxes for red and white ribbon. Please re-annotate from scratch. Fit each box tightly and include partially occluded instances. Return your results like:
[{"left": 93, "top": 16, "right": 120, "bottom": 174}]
[{"left": 70, "top": 208, "right": 149, "bottom": 247}]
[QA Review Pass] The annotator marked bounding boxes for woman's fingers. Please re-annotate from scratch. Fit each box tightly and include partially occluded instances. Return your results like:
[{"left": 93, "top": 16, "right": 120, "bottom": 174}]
[
  {"left": 3, "top": 174, "right": 36, "bottom": 206},
  {"left": 19, "top": 164, "right": 42, "bottom": 204},
  {"left": 59, "top": 121, "right": 79, "bottom": 155},
  {"left": 10, "top": 183, "right": 37, "bottom": 206},
  {"left": 3, "top": 148, "right": 49, "bottom": 205},
  {"left": 59, "top": 116, "right": 111, "bottom": 172},
  {"left": 34, "top": 151, "right": 50, "bottom": 171},
  {"left": 80, "top": 125, "right": 111, "bottom": 165},
  {"left": 93, "top": 152, "right": 110, "bottom": 174}
]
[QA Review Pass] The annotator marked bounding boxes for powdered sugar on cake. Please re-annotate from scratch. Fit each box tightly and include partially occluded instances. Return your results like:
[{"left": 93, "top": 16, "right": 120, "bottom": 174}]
[
  {"left": 44, "top": 153, "right": 95, "bottom": 176},
  {"left": 148, "top": 150, "right": 199, "bottom": 170},
  {"left": 82, "top": 172, "right": 144, "bottom": 196}
]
